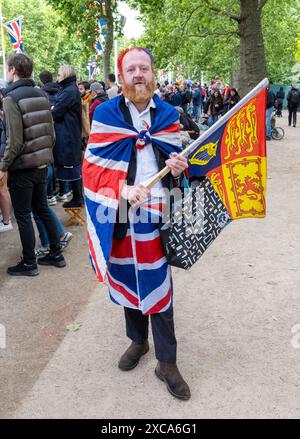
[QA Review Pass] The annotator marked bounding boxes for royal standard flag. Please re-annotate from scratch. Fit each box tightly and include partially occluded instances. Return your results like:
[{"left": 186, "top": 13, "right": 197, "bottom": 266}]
[{"left": 188, "top": 82, "right": 267, "bottom": 221}]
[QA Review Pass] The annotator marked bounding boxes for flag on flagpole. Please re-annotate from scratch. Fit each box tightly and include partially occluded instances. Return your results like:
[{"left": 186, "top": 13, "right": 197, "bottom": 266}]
[
  {"left": 188, "top": 85, "right": 267, "bottom": 220},
  {"left": 3, "top": 17, "right": 24, "bottom": 53},
  {"left": 155, "top": 79, "right": 268, "bottom": 269}
]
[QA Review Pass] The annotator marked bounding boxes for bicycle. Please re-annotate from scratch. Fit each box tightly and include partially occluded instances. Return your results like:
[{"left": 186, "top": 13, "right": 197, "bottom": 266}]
[{"left": 271, "top": 111, "right": 285, "bottom": 140}]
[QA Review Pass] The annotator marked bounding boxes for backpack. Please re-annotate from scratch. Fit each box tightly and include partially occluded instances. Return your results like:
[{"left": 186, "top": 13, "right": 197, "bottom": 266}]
[{"left": 290, "top": 90, "right": 300, "bottom": 105}]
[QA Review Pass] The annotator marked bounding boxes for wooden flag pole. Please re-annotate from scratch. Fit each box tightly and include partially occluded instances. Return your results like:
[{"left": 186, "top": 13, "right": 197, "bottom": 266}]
[{"left": 145, "top": 77, "right": 269, "bottom": 190}]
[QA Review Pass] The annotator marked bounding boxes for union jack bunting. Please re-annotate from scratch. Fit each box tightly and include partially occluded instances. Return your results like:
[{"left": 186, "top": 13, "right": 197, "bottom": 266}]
[
  {"left": 95, "top": 17, "right": 107, "bottom": 57},
  {"left": 3, "top": 17, "right": 24, "bottom": 53},
  {"left": 82, "top": 94, "right": 182, "bottom": 314},
  {"left": 96, "top": 40, "right": 103, "bottom": 56}
]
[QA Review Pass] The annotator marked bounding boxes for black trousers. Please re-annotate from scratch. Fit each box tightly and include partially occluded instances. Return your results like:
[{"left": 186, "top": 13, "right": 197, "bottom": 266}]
[
  {"left": 288, "top": 105, "right": 298, "bottom": 126},
  {"left": 124, "top": 306, "right": 177, "bottom": 363},
  {"left": 71, "top": 178, "right": 84, "bottom": 203},
  {"left": 8, "top": 168, "right": 61, "bottom": 264}
]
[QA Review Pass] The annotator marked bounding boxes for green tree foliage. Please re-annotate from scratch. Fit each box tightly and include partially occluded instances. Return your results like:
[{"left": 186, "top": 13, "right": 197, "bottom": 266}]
[
  {"left": 46, "top": 0, "right": 122, "bottom": 79},
  {"left": 130, "top": 0, "right": 299, "bottom": 87},
  {"left": 135, "top": 0, "right": 239, "bottom": 82},
  {"left": 262, "top": 0, "right": 299, "bottom": 83},
  {"left": 1, "top": 0, "right": 88, "bottom": 79}
]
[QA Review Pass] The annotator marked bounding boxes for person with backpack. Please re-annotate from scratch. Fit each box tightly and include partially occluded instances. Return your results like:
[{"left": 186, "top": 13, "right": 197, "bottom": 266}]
[{"left": 287, "top": 84, "right": 300, "bottom": 127}]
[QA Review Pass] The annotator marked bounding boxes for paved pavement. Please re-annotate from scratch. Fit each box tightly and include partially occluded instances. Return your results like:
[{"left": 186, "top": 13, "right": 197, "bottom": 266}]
[{"left": 1, "top": 115, "right": 300, "bottom": 418}]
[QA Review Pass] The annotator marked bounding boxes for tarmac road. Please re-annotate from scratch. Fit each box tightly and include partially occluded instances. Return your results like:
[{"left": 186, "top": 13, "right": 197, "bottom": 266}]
[{"left": 1, "top": 114, "right": 300, "bottom": 418}]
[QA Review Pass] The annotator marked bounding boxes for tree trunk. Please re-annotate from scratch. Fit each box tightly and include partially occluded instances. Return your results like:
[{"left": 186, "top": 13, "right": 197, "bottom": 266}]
[
  {"left": 103, "top": 0, "right": 114, "bottom": 81},
  {"left": 237, "top": 0, "right": 267, "bottom": 96}
]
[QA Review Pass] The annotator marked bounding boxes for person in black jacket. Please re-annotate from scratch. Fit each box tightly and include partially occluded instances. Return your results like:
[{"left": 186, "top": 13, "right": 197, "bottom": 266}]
[
  {"left": 39, "top": 70, "right": 60, "bottom": 203},
  {"left": 287, "top": 84, "right": 300, "bottom": 127},
  {"left": 275, "top": 86, "right": 285, "bottom": 117},
  {"left": 52, "top": 65, "right": 83, "bottom": 208},
  {"left": 207, "top": 90, "right": 223, "bottom": 126},
  {"left": 0, "top": 53, "right": 65, "bottom": 275},
  {"left": 39, "top": 70, "right": 59, "bottom": 107},
  {"left": 223, "top": 88, "right": 240, "bottom": 113}
]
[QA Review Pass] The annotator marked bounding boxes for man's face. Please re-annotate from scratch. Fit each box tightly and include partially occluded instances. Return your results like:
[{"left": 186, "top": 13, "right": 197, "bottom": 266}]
[
  {"left": 120, "top": 49, "right": 155, "bottom": 104},
  {"left": 78, "top": 84, "right": 86, "bottom": 97}
]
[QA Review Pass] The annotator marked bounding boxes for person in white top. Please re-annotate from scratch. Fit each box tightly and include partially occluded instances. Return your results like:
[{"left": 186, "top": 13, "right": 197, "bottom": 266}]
[
  {"left": 106, "top": 73, "right": 119, "bottom": 99},
  {"left": 154, "top": 82, "right": 162, "bottom": 97},
  {"left": 114, "top": 47, "right": 191, "bottom": 401}
]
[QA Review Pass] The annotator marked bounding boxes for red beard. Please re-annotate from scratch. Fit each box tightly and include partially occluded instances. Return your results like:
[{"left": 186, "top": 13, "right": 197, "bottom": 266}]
[{"left": 121, "top": 76, "right": 156, "bottom": 104}]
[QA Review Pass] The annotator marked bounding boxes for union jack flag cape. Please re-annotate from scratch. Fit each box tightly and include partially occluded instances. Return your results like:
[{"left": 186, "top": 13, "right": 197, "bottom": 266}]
[
  {"left": 82, "top": 94, "right": 182, "bottom": 314},
  {"left": 3, "top": 17, "right": 24, "bottom": 53}
]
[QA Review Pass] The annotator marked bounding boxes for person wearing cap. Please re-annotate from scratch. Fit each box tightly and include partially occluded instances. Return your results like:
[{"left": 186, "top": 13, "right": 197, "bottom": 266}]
[{"left": 89, "top": 82, "right": 109, "bottom": 124}]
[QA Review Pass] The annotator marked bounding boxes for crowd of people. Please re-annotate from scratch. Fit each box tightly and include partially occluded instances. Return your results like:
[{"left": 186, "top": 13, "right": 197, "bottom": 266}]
[
  {"left": 0, "top": 57, "right": 123, "bottom": 270},
  {"left": 155, "top": 78, "right": 241, "bottom": 125},
  {"left": 0, "top": 55, "right": 299, "bottom": 256}
]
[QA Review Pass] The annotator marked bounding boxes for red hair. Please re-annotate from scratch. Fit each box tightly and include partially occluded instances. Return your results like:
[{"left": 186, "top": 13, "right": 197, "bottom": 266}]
[{"left": 117, "top": 47, "right": 154, "bottom": 77}]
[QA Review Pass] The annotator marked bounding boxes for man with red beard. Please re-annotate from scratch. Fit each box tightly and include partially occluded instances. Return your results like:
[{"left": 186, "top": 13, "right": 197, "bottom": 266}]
[{"left": 83, "top": 47, "right": 190, "bottom": 400}]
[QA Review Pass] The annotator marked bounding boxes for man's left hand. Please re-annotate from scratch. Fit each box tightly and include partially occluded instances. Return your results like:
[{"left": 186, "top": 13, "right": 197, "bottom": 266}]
[
  {"left": 165, "top": 152, "right": 188, "bottom": 177},
  {"left": 0, "top": 171, "right": 6, "bottom": 186}
]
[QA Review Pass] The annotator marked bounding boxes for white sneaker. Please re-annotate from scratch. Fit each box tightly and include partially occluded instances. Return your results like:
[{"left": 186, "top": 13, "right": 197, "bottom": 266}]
[
  {"left": 34, "top": 246, "right": 50, "bottom": 257},
  {"left": 0, "top": 220, "right": 13, "bottom": 233},
  {"left": 57, "top": 193, "right": 68, "bottom": 202},
  {"left": 60, "top": 231, "right": 73, "bottom": 250},
  {"left": 47, "top": 196, "right": 57, "bottom": 206}
]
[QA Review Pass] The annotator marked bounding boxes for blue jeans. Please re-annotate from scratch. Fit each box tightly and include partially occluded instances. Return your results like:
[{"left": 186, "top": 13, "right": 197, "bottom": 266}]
[
  {"left": 8, "top": 168, "right": 61, "bottom": 264},
  {"left": 182, "top": 104, "right": 188, "bottom": 115},
  {"left": 266, "top": 106, "right": 274, "bottom": 138},
  {"left": 47, "top": 165, "right": 54, "bottom": 197},
  {"left": 208, "top": 114, "right": 218, "bottom": 127},
  {"left": 33, "top": 205, "right": 64, "bottom": 247},
  {"left": 193, "top": 105, "right": 200, "bottom": 120}
]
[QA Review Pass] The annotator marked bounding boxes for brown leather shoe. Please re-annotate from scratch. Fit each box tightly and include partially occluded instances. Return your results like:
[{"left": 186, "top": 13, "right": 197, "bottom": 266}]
[
  {"left": 118, "top": 340, "right": 149, "bottom": 371},
  {"left": 155, "top": 361, "right": 191, "bottom": 400}
]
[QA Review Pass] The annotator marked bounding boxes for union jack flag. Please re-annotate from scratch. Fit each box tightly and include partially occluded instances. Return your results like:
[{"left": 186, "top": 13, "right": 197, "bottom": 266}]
[
  {"left": 82, "top": 94, "right": 181, "bottom": 314},
  {"left": 3, "top": 17, "right": 24, "bottom": 53}
]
